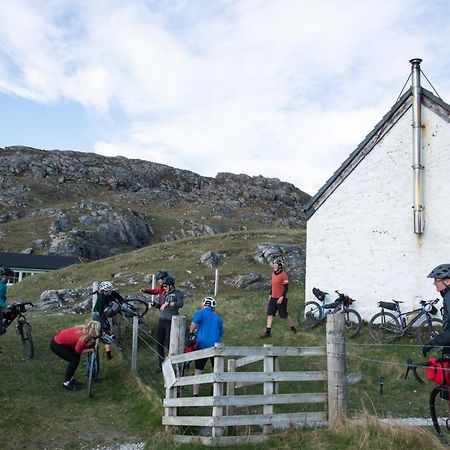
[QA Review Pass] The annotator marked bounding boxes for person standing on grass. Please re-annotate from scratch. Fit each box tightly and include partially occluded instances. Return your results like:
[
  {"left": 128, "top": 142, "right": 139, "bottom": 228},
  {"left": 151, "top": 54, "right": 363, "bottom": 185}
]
[
  {"left": 0, "top": 267, "right": 14, "bottom": 336},
  {"left": 50, "top": 321, "right": 101, "bottom": 391},
  {"left": 261, "top": 258, "right": 296, "bottom": 338},
  {"left": 155, "top": 276, "right": 184, "bottom": 371},
  {"left": 140, "top": 270, "right": 168, "bottom": 307},
  {"left": 189, "top": 297, "right": 223, "bottom": 397}
]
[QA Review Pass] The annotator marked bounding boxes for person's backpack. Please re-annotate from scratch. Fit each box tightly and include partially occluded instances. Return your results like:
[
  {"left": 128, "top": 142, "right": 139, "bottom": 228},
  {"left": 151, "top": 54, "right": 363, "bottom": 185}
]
[{"left": 426, "top": 357, "right": 450, "bottom": 385}]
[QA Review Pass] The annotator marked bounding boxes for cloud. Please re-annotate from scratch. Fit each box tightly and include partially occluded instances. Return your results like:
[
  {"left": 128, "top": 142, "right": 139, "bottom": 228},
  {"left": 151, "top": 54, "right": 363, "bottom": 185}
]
[{"left": 1, "top": 0, "right": 450, "bottom": 194}]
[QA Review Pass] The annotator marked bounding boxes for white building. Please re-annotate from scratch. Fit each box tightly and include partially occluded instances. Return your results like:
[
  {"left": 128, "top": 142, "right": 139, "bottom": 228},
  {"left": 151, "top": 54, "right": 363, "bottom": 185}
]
[{"left": 304, "top": 59, "right": 450, "bottom": 319}]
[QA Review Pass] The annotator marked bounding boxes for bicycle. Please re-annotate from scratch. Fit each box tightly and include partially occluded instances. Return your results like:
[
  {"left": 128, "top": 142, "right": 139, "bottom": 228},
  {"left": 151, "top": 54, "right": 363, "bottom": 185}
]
[
  {"left": 405, "top": 355, "right": 450, "bottom": 444},
  {"left": 0, "top": 302, "right": 35, "bottom": 358},
  {"left": 86, "top": 338, "right": 100, "bottom": 398},
  {"left": 368, "top": 298, "right": 442, "bottom": 344},
  {"left": 297, "top": 288, "right": 362, "bottom": 338}
]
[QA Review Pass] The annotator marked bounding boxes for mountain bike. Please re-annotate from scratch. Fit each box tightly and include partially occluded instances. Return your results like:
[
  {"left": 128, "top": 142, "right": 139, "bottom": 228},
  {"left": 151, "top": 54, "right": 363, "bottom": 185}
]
[
  {"left": 297, "top": 288, "right": 362, "bottom": 338},
  {"left": 405, "top": 356, "right": 450, "bottom": 444},
  {"left": 86, "top": 338, "right": 100, "bottom": 398},
  {"left": 0, "top": 302, "right": 35, "bottom": 358},
  {"left": 368, "top": 298, "right": 442, "bottom": 344}
]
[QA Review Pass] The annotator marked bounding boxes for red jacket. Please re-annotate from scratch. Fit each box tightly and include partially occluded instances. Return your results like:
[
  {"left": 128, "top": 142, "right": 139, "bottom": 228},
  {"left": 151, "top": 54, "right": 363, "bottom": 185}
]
[
  {"left": 142, "top": 285, "right": 165, "bottom": 302},
  {"left": 54, "top": 326, "right": 92, "bottom": 354}
]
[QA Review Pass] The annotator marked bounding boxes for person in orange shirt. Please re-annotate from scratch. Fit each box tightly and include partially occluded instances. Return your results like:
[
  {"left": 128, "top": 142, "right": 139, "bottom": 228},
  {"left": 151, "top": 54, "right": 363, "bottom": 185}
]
[{"left": 262, "top": 259, "right": 296, "bottom": 337}]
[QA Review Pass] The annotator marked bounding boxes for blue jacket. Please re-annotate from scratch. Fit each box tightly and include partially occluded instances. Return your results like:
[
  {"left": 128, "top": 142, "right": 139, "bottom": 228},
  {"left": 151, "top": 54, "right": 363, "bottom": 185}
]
[
  {"left": 0, "top": 279, "right": 8, "bottom": 309},
  {"left": 429, "top": 287, "right": 450, "bottom": 348},
  {"left": 192, "top": 307, "right": 223, "bottom": 350}
]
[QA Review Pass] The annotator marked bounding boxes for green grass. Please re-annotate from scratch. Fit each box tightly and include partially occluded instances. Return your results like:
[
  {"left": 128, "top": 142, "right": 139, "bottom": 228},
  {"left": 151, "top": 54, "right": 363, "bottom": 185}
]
[{"left": 1, "top": 230, "right": 446, "bottom": 449}]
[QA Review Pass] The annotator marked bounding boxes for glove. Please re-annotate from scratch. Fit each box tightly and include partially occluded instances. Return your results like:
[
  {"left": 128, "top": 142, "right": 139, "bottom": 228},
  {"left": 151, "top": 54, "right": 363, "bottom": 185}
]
[{"left": 422, "top": 345, "right": 432, "bottom": 358}]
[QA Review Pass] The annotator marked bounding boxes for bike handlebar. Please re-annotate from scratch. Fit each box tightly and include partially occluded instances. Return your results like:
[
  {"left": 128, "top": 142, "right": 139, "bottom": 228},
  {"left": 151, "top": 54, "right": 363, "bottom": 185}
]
[{"left": 404, "top": 358, "right": 432, "bottom": 385}]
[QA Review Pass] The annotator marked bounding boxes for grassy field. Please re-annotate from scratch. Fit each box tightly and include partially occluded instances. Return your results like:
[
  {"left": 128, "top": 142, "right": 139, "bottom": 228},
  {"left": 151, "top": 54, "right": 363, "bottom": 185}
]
[{"left": 1, "top": 230, "right": 447, "bottom": 449}]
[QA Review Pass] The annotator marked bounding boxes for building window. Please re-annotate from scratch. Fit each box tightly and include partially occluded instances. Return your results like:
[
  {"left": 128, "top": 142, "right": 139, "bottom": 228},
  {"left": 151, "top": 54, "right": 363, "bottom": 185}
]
[{"left": 9, "top": 271, "right": 20, "bottom": 284}]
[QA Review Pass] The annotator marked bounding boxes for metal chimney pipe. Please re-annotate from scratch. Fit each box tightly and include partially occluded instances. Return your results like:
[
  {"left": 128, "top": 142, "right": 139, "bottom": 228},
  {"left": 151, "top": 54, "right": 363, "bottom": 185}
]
[{"left": 410, "top": 58, "right": 424, "bottom": 234}]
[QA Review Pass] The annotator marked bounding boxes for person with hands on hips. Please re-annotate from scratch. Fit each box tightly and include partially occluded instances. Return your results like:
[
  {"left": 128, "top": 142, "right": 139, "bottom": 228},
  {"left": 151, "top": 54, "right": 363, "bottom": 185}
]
[
  {"left": 422, "top": 264, "right": 450, "bottom": 357},
  {"left": 262, "top": 258, "right": 296, "bottom": 338}
]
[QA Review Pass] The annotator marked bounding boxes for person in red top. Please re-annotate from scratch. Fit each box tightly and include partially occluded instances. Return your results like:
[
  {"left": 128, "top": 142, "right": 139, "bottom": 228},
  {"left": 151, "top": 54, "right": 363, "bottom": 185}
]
[
  {"left": 140, "top": 270, "right": 167, "bottom": 309},
  {"left": 50, "top": 321, "right": 101, "bottom": 390},
  {"left": 262, "top": 259, "right": 296, "bottom": 338}
]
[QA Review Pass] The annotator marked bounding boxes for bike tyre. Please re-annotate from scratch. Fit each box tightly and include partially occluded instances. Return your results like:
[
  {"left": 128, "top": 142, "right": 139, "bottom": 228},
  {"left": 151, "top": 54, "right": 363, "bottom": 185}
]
[
  {"left": 430, "top": 386, "right": 450, "bottom": 445},
  {"left": 297, "top": 301, "right": 322, "bottom": 329},
  {"left": 122, "top": 299, "right": 149, "bottom": 318},
  {"left": 18, "top": 319, "right": 34, "bottom": 358},
  {"left": 368, "top": 311, "right": 401, "bottom": 343},
  {"left": 87, "top": 348, "right": 99, "bottom": 398},
  {"left": 417, "top": 317, "right": 444, "bottom": 345},
  {"left": 343, "top": 309, "right": 362, "bottom": 338}
]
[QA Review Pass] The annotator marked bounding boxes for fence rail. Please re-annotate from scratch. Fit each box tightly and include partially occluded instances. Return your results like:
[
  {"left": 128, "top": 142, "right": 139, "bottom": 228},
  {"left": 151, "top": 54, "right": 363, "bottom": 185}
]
[{"left": 162, "top": 314, "right": 346, "bottom": 446}]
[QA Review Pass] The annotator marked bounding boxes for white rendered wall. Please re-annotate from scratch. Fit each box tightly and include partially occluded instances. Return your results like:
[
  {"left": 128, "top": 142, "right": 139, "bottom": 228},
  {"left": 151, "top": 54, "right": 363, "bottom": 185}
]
[{"left": 305, "top": 105, "right": 450, "bottom": 319}]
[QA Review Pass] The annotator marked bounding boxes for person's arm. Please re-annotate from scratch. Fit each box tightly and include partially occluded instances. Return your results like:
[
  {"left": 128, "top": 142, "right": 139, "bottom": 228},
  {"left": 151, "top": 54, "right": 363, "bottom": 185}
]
[
  {"left": 0, "top": 283, "right": 8, "bottom": 309},
  {"left": 189, "top": 322, "right": 198, "bottom": 334}
]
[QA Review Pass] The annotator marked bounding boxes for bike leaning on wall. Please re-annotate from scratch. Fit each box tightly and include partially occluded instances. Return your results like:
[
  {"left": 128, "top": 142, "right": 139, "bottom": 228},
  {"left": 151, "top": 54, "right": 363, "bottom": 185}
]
[
  {"left": 368, "top": 298, "right": 442, "bottom": 344},
  {"left": 297, "top": 288, "right": 362, "bottom": 338}
]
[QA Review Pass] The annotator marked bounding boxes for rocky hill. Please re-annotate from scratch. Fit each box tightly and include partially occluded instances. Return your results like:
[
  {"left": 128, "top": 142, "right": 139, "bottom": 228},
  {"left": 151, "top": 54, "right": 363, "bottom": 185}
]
[{"left": 0, "top": 146, "right": 310, "bottom": 259}]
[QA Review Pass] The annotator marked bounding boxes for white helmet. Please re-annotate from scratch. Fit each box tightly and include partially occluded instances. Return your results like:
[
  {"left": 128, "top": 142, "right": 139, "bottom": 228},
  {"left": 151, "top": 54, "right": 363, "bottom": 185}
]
[
  {"left": 99, "top": 281, "right": 114, "bottom": 291},
  {"left": 202, "top": 297, "right": 216, "bottom": 308}
]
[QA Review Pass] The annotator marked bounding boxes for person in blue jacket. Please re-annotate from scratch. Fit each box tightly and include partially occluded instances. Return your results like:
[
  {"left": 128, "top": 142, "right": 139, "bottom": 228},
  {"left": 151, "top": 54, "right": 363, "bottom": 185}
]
[
  {"left": 189, "top": 297, "right": 223, "bottom": 396},
  {"left": 0, "top": 268, "right": 14, "bottom": 335}
]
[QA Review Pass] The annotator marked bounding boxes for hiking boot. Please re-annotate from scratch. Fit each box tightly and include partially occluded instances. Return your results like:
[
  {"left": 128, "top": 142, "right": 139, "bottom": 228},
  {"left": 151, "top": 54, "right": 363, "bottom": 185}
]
[
  {"left": 63, "top": 380, "right": 80, "bottom": 391},
  {"left": 291, "top": 326, "right": 297, "bottom": 334}
]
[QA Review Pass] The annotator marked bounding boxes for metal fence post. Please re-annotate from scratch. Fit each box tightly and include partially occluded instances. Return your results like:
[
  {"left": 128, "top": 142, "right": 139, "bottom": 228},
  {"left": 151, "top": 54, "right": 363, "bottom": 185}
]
[
  {"left": 214, "top": 269, "right": 219, "bottom": 297},
  {"left": 92, "top": 281, "right": 98, "bottom": 313},
  {"left": 326, "top": 313, "right": 348, "bottom": 429},
  {"left": 131, "top": 315, "right": 139, "bottom": 374}
]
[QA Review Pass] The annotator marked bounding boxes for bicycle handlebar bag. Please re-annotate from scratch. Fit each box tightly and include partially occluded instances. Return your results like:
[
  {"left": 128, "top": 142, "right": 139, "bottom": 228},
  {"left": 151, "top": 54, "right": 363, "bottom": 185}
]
[{"left": 426, "top": 358, "right": 450, "bottom": 385}]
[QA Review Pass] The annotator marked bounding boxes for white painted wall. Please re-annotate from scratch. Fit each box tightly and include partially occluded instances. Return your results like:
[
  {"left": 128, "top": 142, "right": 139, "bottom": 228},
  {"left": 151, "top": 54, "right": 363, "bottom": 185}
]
[{"left": 305, "top": 105, "right": 450, "bottom": 319}]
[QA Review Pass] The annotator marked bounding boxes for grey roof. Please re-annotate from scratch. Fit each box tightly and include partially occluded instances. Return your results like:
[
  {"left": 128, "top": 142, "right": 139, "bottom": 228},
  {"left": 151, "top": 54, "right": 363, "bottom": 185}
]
[
  {"left": 0, "top": 252, "right": 81, "bottom": 270},
  {"left": 304, "top": 88, "right": 450, "bottom": 219}
]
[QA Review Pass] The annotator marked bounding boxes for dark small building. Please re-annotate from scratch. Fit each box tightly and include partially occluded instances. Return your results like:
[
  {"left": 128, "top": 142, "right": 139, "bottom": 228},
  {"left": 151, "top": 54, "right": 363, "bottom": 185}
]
[{"left": 0, "top": 252, "right": 81, "bottom": 284}]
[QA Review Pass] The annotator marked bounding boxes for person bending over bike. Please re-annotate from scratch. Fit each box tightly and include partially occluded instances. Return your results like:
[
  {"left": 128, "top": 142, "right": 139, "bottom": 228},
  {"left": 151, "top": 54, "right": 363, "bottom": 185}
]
[
  {"left": 261, "top": 259, "right": 296, "bottom": 338},
  {"left": 0, "top": 267, "right": 14, "bottom": 336},
  {"left": 140, "top": 270, "right": 168, "bottom": 307},
  {"left": 422, "top": 264, "right": 450, "bottom": 357},
  {"left": 50, "top": 320, "right": 102, "bottom": 391},
  {"left": 93, "top": 281, "right": 125, "bottom": 360},
  {"left": 155, "top": 276, "right": 184, "bottom": 371}
]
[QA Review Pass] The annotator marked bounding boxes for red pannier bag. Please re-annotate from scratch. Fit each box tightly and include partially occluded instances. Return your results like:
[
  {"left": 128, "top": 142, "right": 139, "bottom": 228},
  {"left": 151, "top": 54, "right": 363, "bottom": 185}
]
[{"left": 426, "top": 358, "right": 450, "bottom": 385}]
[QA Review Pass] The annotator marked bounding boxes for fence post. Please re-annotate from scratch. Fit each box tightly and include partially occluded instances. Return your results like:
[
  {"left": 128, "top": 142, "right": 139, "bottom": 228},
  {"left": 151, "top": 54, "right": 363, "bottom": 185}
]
[
  {"left": 131, "top": 315, "right": 139, "bottom": 374},
  {"left": 263, "top": 344, "right": 275, "bottom": 435},
  {"left": 92, "top": 281, "right": 98, "bottom": 313},
  {"left": 212, "top": 343, "right": 225, "bottom": 438},
  {"left": 214, "top": 268, "right": 219, "bottom": 297},
  {"left": 326, "top": 313, "right": 348, "bottom": 429},
  {"left": 226, "top": 358, "right": 236, "bottom": 417}
]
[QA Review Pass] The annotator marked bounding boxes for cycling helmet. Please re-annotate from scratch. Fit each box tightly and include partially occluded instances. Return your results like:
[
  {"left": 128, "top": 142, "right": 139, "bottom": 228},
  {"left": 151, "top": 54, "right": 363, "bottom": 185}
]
[
  {"left": 99, "top": 281, "right": 114, "bottom": 291},
  {"left": 100, "top": 334, "right": 114, "bottom": 345},
  {"left": 162, "top": 276, "right": 175, "bottom": 286},
  {"left": 427, "top": 264, "right": 450, "bottom": 279},
  {"left": 202, "top": 297, "right": 216, "bottom": 308},
  {"left": 155, "top": 270, "right": 168, "bottom": 280},
  {"left": 272, "top": 258, "right": 283, "bottom": 268},
  {"left": 0, "top": 267, "right": 14, "bottom": 277}
]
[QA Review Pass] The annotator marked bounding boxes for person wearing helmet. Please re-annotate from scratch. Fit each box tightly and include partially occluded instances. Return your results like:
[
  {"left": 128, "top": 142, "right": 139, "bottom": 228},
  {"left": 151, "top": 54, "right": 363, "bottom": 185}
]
[
  {"left": 155, "top": 275, "right": 184, "bottom": 370},
  {"left": 261, "top": 259, "right": 296, "bottom": 338},
  {"left": 189, "top": 297, "right": 223, "bottom": 396},
  {"left": 139, "top": 270, "right": 168, "bottom": 308},
  {"left": 93, "top": 281, "right": 125, "bottom": 360},
  {"left": 422, "top": 264, "right": 450, "bottom": 357},
  {"left": 0, "top": 268, "right": 14, "bottom": 335},
  {"left": 50, "top": 320, "right": 102, "bottom": 391}
]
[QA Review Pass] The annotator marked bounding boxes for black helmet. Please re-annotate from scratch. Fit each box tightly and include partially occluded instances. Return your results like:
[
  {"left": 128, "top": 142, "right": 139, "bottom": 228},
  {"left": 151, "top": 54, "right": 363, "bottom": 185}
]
[
  {"left": 427, "top": 264, "right": 450, "bottom": 279},
  {"left": 155, "top": 271, "right": 168, "bottom": 280},
  {"left": 272, "top": 258, "right": 283, "bottom": 268},
  {"left": 163, "top": 276, "right": 175, "bottom": 286},
  {"left": 0, "top": 267, "right": 14, "bottom": 277}
]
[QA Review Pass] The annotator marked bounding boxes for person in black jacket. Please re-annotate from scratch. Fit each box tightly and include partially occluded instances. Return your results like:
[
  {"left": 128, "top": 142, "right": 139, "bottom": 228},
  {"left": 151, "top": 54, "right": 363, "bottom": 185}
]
[{"left": 422, "top": 264, "right": 450, "bottom": 356}]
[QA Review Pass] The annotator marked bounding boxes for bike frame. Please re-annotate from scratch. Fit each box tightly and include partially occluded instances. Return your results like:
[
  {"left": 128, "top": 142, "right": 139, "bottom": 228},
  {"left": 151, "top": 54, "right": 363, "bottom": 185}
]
[{"left": 381, "top": 305, "right": 437, "bottom": 336}]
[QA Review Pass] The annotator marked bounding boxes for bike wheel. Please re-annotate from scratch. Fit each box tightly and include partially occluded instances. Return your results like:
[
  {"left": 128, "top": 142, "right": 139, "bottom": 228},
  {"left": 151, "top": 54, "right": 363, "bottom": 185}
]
[
  {"left": 87, "top": 348, "right": 100, "bottom": 398},
  {"left": 343, "top": 309, "right": 362, "bottom": 338},
  {"left": 417, "top": 318, "right": 444, "bottom": 345},
  {"left": 17, "top": 319, "right": 34, "bottom": 358},
  {"left": 430, "top": 386, "right": 450, "bottom": 444},
  {"left": 368, "top": 311, "right": 401, "bottom": 343},
  {"left": 297, "top": 301, "right": 322, "bottom": 329},
  {"left": 111, "top": 317, "right": 123, "bottom": 350},
  {"left": 122, "top": 299, "right": 149, "bottom": 318}
]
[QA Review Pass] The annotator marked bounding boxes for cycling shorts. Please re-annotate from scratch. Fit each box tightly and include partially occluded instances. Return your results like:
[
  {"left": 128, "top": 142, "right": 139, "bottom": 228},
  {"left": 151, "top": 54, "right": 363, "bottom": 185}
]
[{"left": 267, "top": 297, "right": 289, "bottom": 319}]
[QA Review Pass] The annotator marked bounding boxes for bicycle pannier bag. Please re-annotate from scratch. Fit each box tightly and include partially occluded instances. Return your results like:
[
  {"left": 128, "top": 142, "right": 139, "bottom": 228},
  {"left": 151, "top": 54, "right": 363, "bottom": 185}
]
[
  {"left": 426, "top": 358, "right": 450, "bottom": 385},
  {"left": 378, "top": 301, "right": 398, "bottom": 311}
]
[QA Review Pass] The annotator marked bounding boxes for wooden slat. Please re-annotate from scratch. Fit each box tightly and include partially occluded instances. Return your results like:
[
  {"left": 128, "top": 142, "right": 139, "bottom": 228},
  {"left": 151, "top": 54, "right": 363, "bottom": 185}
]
[
  {"left": 234, "top": 355, "right": 264, "bottom": 368},
  {"left": 164, "top": 392, "right": 327, "bottom": 408},
  {"left": 173, "top": 370, "right": 327, "bottom": 387},
  {"left": 172, "top": 434, "right": 269, "bottom": 446},
  {"left": 163, "top": 411, "right": 327, "bottom": 427},
  {"left": 216, "top": 345, "right": 327, "bottom": 357},
  {"left": 167, "top": 347, "right": 216, "bottom": 364}
]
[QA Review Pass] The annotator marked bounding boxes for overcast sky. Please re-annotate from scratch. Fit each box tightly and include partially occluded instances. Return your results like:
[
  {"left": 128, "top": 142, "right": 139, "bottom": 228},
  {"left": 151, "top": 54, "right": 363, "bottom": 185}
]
[{"left": 1, "top": 0, "right": 449, "bottom": 195}]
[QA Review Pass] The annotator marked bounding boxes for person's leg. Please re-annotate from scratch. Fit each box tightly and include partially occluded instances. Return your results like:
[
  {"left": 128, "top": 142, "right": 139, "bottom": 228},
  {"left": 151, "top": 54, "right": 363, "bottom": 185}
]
[
  {"left": 155, "top": 319, "right": 166, "bottom": 368},
  {"left": 263, "top": 298, "right": 277, "bottom": 336},
  {"left": 193, "top": 357, "right": 207, "bottom": 396},
  {"left": 279, "top": 299, "right": 296, "bottom": 333},
  {"left": 50, "top": 339, "right": 81, "bottom": 384}
]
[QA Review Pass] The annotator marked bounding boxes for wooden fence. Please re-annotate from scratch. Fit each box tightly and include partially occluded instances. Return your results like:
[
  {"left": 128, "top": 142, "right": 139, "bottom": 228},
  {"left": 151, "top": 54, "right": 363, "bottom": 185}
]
[{"left": 161, "top": 314, "right": 347, "bottom": 446}]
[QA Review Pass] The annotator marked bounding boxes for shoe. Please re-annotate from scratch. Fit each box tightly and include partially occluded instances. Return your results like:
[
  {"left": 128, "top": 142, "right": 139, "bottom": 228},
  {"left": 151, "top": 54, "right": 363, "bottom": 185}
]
[
  {"left": 291, "top": 327, "right": 297, "bottom": 334},
  {"left": 63, "top": 380, "right": 80, "bottom": 391}
]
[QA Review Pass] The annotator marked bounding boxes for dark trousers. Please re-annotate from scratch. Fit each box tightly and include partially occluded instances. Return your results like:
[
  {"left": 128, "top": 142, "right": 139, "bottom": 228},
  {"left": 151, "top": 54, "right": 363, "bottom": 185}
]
[
  {"left": 50, "top": 338, "right": 80, "bottom": 382},
  {"left": 156, "top": 318, "right": 171, "bottom": 367}
]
